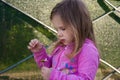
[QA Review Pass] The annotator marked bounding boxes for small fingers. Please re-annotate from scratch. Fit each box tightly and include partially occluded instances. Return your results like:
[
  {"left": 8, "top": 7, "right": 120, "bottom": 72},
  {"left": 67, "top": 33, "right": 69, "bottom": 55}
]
[
  {"left": 41, "top": 67, "right": 46, "bottom": 74},
  {"left": 27, "top": 45, "right": 31, "bottom": 49},
  {"left": 29, "top": 39, "right": 38, "bottom": 48},
  {"left": 28, "top": 39, "right": 43, "bottom": 53}
]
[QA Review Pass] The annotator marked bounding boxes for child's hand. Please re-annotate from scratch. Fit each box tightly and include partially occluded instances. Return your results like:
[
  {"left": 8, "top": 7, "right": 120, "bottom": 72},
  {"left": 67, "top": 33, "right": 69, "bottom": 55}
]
[
  {"left": 41, "top": 67, "right": 51, "bottom": 80},
  {"left": 28, "top": 39, "right": 43, "bottom": 53}
]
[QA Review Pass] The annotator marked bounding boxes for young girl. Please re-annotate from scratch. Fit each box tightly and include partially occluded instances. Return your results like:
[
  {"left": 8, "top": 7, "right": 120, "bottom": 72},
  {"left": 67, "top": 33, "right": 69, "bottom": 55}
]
[{"left": 28, "top": 0, "right": 99, "bottom": 80}]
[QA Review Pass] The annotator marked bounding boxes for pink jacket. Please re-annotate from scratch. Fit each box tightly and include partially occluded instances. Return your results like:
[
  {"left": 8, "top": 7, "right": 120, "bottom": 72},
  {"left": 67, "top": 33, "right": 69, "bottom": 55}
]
[{"left": 34, "top": 39, "right": 99, "bottom": 80}]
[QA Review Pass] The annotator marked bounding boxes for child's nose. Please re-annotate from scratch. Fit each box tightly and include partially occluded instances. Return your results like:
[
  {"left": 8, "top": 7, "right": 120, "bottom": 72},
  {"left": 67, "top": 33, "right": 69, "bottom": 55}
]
[{"left": 57, "top": 31, "right": 63, "bottom": 37}]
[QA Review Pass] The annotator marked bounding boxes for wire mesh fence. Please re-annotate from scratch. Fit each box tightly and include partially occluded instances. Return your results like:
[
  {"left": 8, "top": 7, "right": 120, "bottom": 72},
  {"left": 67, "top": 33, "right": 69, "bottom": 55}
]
[{"left": 0, "top": 0, "right": 120, "bottom": 80}]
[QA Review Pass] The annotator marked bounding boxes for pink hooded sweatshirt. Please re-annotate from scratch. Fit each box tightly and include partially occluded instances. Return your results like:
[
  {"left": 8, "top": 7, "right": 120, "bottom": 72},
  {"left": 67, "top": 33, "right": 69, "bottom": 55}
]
[{"left": 34, "top": 39, "right": 99, "bottom": 80}]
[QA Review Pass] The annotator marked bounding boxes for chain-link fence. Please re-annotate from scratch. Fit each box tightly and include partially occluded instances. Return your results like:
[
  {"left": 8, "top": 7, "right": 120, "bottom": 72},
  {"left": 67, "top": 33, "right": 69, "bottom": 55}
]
[{"left": 0, "top": 0, "right": 120, "bottom": 80}]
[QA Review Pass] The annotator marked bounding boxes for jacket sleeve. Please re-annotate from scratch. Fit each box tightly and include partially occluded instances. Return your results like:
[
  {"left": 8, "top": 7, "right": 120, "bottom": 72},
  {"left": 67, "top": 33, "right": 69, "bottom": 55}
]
[
  {"left": 49, "top": 45, "right": 99, "bottom": 80},
  {"left": 33, "top": 47, "right": 52, "bottom": 68}
]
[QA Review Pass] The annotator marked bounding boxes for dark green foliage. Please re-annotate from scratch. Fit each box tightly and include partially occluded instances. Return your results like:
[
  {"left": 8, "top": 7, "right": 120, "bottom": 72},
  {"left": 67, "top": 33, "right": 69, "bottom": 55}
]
[
  {"left": 0, "top": 1, "right": 34, "bottom": 66},
  {"left": 0, "top": 1, "right": 56, "bottom": 70}
]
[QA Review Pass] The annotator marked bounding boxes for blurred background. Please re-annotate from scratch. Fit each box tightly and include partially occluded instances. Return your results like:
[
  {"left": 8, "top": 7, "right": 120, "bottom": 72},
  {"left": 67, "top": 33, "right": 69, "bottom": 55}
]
[{"left": 0, "top": 0, "right": 120, "bottom": 80}]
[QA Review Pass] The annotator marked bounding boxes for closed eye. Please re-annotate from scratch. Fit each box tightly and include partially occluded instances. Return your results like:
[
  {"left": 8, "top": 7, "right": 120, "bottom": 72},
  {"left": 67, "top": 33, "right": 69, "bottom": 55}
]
[
  {"left": 60, "top": 27, "right": 66, "bottom": 31},
  {"left": 55, "top": 26, "right": 66, "bottom": 31},
  {"left": 61, "top": 28, "right": 65, "bottom": 30}
]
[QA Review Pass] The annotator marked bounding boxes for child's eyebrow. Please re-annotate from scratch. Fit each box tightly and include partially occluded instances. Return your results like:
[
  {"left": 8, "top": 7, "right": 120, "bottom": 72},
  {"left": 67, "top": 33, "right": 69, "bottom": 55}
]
[
  {"left": 59, "top": 26, "right": 65, "bottom": 28},
  {"left": 55, "top": 25, "right": 65, "bottom": 29}
]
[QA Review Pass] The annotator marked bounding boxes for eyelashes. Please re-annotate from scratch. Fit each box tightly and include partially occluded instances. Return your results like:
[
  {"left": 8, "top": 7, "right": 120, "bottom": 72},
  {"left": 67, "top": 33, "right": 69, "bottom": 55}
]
[
  {"left": 61, "top": 28, "right": 66, "bottom": 31},
  {"left": 55, "top": 28, "right": 66, "bottom": 32}
]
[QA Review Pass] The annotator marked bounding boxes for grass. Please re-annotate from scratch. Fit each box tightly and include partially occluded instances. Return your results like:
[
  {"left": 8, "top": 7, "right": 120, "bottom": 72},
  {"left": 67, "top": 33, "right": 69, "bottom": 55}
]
[{"left": 0, "top": 71, "right": 43, "bottom": 80}]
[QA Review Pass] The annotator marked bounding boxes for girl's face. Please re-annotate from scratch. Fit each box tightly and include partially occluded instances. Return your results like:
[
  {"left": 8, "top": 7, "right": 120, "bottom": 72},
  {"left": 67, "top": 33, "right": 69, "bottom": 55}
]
[{"left": 52, "top": 15, "right": 75, "bottom": 45}]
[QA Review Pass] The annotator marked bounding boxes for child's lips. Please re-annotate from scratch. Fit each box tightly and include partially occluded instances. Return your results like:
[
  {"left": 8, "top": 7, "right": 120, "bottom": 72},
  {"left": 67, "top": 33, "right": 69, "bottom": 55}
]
[{"left": 60, "top": 39, "right": 65, "bottom": 43}]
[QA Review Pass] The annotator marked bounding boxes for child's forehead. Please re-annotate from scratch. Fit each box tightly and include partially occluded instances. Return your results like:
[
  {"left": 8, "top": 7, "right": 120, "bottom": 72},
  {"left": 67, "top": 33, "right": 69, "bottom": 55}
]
[
  {"left": 55, "top": 23, "right": 71, "bottom": 28},
  {"left": 52, "top": 14, "right": 68, "bottom": 23}
]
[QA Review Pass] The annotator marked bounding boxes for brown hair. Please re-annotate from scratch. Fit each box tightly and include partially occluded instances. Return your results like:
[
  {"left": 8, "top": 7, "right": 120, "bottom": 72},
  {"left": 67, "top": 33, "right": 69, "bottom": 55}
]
[{"left": 50, "top": 0, "right": 96, "bottom": 58}]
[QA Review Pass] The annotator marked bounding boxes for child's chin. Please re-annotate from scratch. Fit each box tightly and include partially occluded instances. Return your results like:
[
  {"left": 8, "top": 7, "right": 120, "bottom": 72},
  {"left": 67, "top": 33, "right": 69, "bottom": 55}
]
[{"left": 63, "top": 43, "right": 68, "bottom": 45}]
